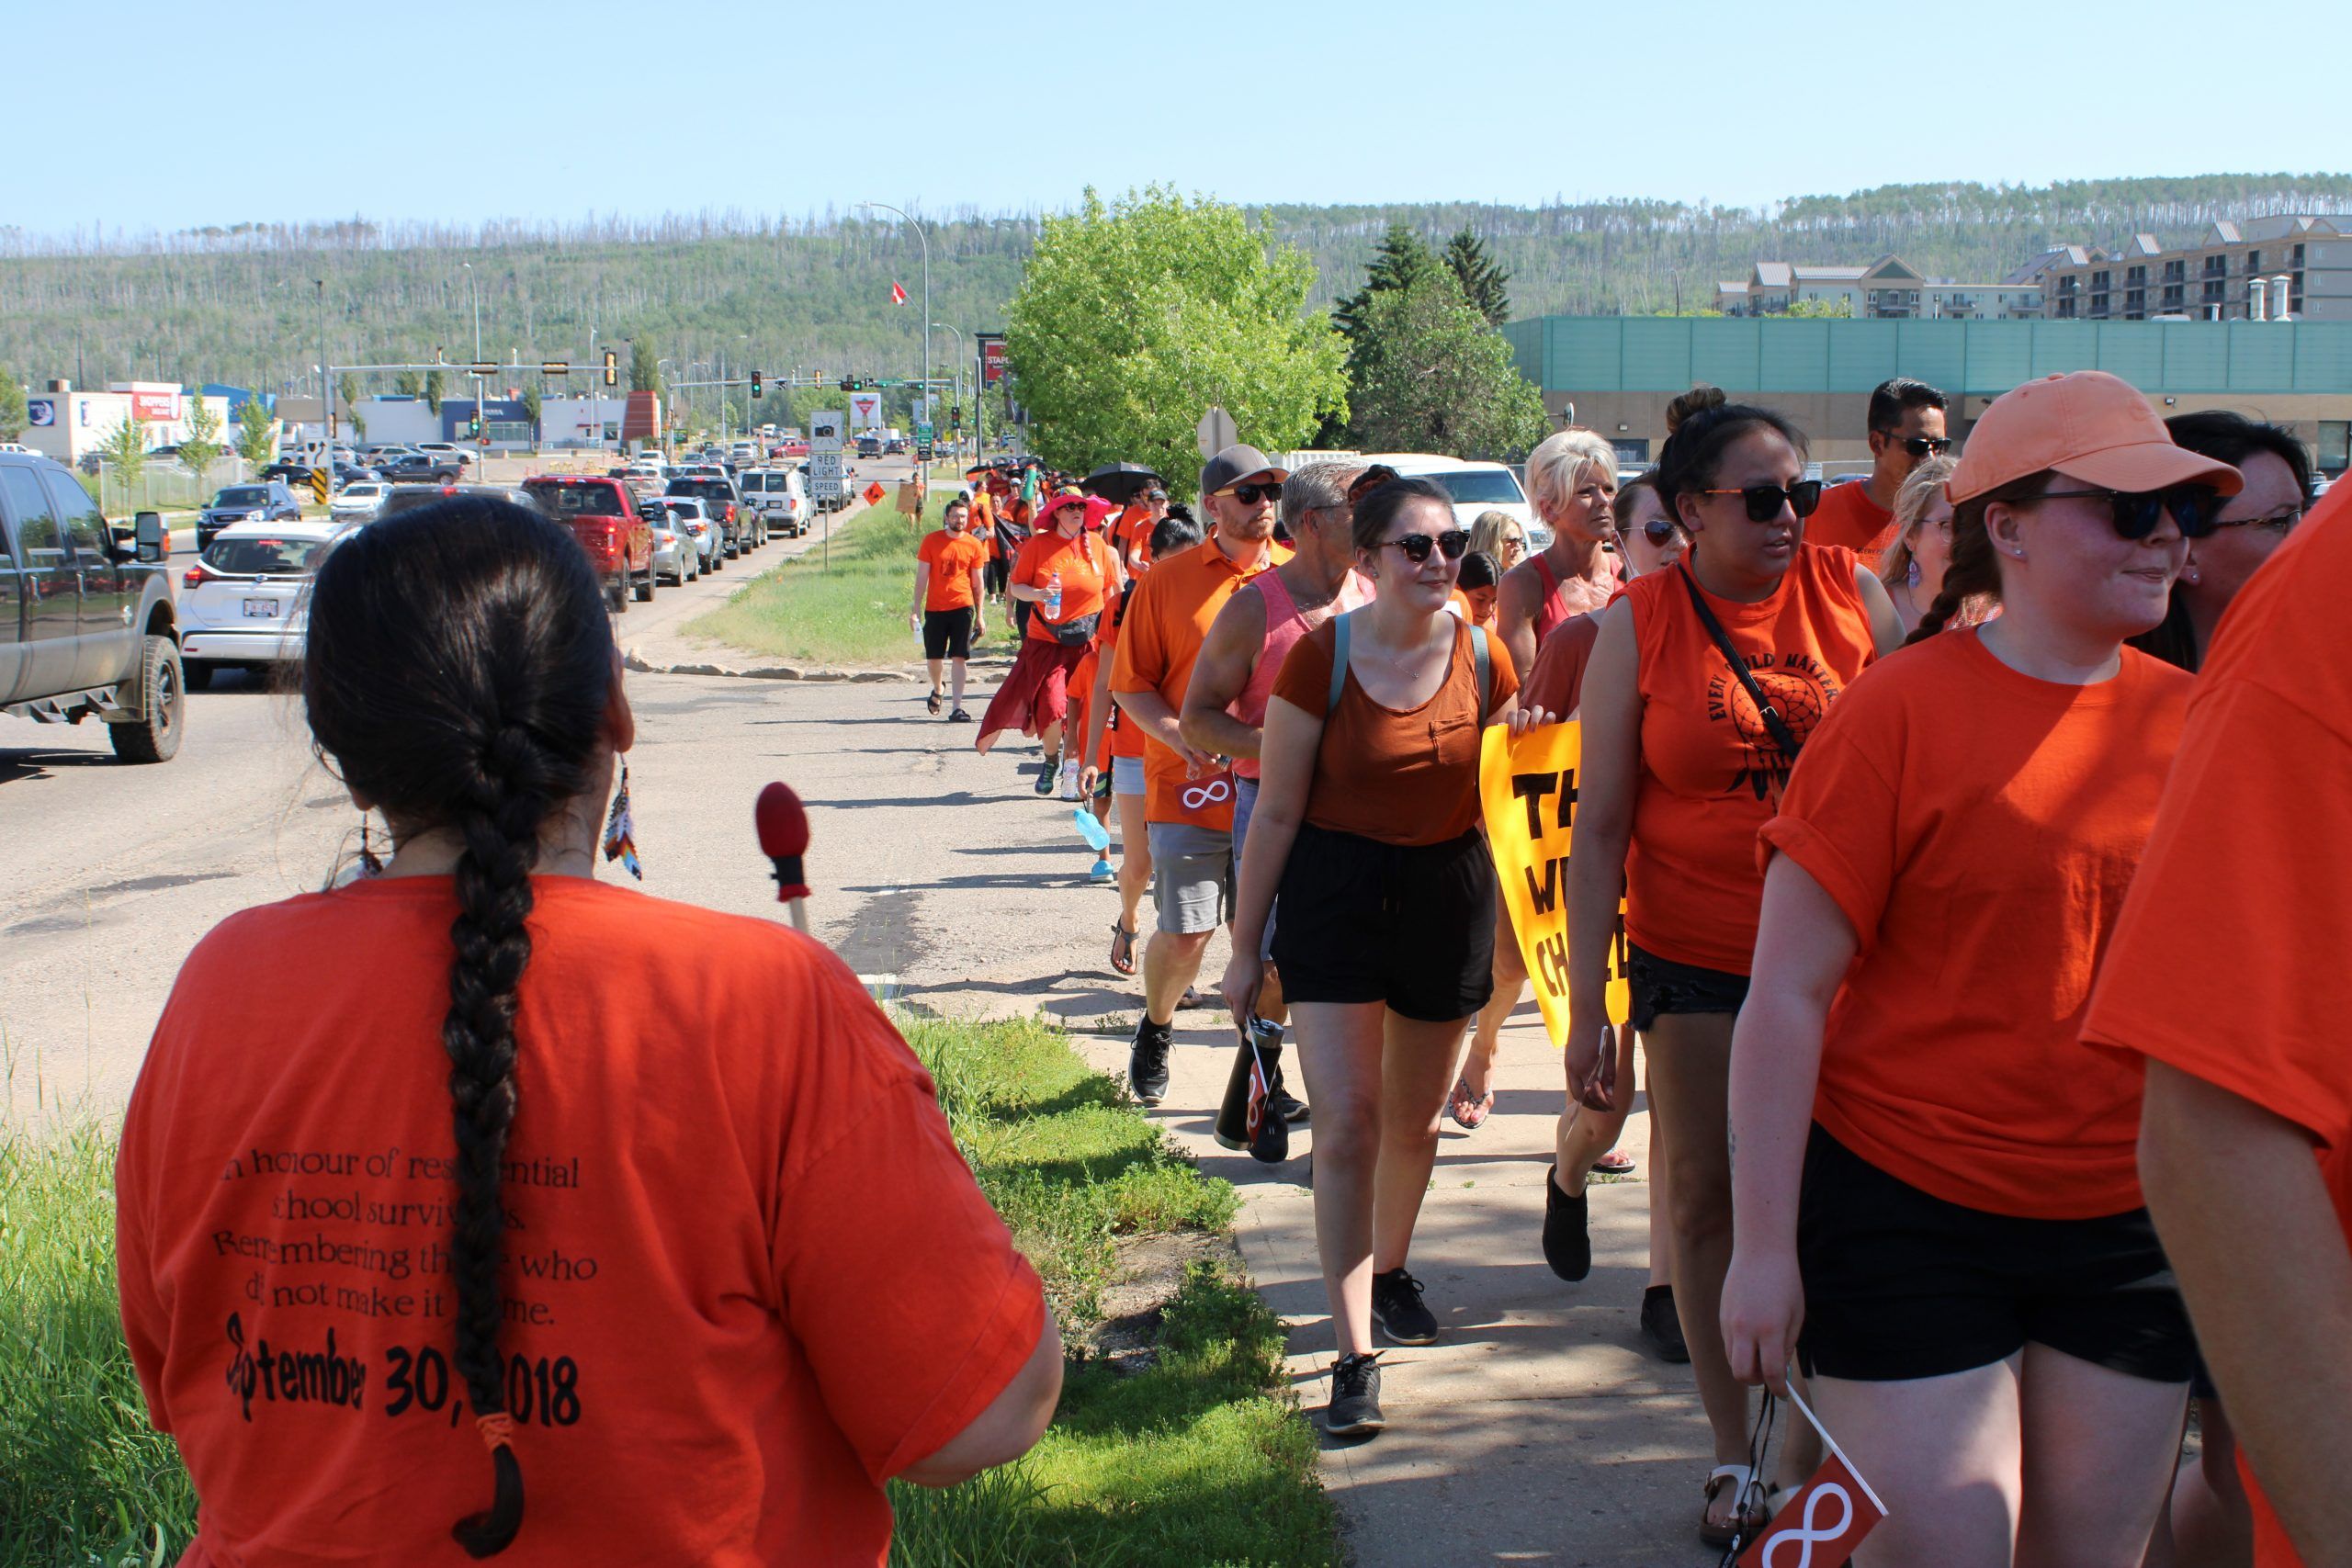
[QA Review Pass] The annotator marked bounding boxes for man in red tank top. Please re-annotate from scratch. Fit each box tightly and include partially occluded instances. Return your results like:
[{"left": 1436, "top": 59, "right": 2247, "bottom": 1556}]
[{"left": 1180, "top": 463, "right": 1374, "bottom": 1123}]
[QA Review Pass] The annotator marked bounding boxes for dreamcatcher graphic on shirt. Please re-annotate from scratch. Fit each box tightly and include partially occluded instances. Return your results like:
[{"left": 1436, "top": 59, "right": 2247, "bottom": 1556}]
[{"left": 1706, "top": 653, "right": 1840, "bottom": 800}]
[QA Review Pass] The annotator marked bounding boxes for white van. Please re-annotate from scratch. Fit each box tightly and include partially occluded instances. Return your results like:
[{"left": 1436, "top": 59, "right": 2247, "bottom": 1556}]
[
  {"left": 736, "top": 468, "right": 808, "bottom": 538},
  {"left": 1358, "top": 452, "right": 1544, "bottom": 548}
]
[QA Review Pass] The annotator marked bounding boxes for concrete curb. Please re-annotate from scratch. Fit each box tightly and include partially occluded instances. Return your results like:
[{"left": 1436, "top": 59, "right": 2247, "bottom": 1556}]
[{"left": 623, "top": 649, "right": 1018, "bottom": 682}]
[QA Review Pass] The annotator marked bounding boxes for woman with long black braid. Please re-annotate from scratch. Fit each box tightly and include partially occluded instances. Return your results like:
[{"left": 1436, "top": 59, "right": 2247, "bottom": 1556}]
[{"left": 114, "top": 500, "right": 1058, "bottom": 1564}]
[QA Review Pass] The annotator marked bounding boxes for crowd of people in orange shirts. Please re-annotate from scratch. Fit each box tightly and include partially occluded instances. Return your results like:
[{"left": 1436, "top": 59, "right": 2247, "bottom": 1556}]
[{"left": 930, "top": 375, "right": 2348, "bottom": 1568}]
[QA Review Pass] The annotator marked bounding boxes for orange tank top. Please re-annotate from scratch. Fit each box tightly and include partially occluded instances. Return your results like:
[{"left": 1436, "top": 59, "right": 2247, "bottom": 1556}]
[{"left": 1622, "top": 544, "right": 1877, "bottom": 975}]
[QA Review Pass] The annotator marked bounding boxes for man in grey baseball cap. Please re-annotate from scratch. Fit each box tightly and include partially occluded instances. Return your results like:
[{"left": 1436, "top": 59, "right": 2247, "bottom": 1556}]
[{"left": 1112, "top": 443, "right": 1293, "bottom": 1108}]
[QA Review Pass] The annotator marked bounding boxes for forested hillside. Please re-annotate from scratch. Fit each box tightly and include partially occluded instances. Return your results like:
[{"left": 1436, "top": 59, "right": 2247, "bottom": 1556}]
[{"left": 4, "top": 174, "right": 2346, "bottom": 398}]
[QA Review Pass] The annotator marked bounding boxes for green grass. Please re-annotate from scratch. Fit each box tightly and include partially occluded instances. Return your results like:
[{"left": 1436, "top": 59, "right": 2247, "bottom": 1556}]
[
  {"left": 0, "top": 1016, "right": 1333, "bottom": 1568},
  {"left": 683, "top": 491, "right": 1021, "bottom": 666}
]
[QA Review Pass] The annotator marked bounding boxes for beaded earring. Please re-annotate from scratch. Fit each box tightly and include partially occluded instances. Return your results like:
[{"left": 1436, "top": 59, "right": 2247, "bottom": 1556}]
[{"left": 601, "top": 760, "right": 641, "bottom": 880}]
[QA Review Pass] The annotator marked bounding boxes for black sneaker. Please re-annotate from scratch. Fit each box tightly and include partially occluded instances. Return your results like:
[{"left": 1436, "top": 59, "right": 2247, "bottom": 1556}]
[
  {"left": 1033, "top": 751, "right": 1059, "bottom": 795},
  {"left": 1127, "top": 1017, "right": 1172, "bottom": 1107},
  {"left": 1640, "top": 1283, "right": 1690, "bottom": 1364},
  {"left": 1267, "top": 1054, "right": 1309, "bottom": 1123},
  {"left": 1370, "top": 1268, "right": 1438, "bottom": 1346},
  {"left": 1325, "top": 1352, "right": 1385, "bottom": 1437},
  {"left": 1542, "top": 1166, "right": 1592, "bottom": 1282}
]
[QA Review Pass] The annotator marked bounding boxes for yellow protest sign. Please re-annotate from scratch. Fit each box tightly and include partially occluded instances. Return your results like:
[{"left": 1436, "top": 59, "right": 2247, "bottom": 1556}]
[{"left": 1479, "top": 721, "right": 1631, "bottom": 1048}]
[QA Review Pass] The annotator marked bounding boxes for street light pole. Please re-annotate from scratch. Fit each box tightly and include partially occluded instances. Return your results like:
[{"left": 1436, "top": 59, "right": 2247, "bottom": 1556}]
[
  {"left": 315, "top": 278, "right": 328, "bottom": 456},
  {"left": 930, "top": 321, "right": 965, "bottom": 463},
  {"left": 462, "top": 262, "right": 482, "bottom": 446},
  {"left": 860, "top": 200, "right": 930, "bottom": 452}
]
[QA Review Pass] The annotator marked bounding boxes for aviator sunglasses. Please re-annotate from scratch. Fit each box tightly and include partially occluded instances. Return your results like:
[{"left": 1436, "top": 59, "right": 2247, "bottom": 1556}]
[
  {"left": 1700, "top": 479, "right": 1825, "bottom": 523},
  {"left": 1225, "top": 480, "right": 1283, "bottom": 505},
  {"left": 1899, "top": 435, "right": 1954, "bottom": 457},
  {"left": 1382, "top": 528, "right": 1471, "bottom": 564},
  {"left": 2030, "top": 484, "right": 2227, "bottom": 540}
]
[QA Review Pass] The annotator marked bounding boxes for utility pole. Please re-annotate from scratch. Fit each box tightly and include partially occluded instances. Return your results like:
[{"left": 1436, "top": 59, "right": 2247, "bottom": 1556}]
[
  {"left": 860, "top": 201, "right": 930, "bottom": 450},
  {"left": 315, "top": 278, "right": 328, "bottom": 455},
  {"left": 462, "top": 262, "right": 481, "bottom": 446}
]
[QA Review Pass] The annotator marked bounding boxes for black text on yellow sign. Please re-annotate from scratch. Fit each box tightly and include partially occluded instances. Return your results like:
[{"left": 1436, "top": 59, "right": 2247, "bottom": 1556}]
[{"left": 1479, "top": 724, "right": 1631, "bottom": 1048}]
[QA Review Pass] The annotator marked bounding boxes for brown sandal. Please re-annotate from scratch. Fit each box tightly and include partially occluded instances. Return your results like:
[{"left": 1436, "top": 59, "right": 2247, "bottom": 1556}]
[{"left": 1698, "top": 1465, "right": 1774, "bottom": 1549}]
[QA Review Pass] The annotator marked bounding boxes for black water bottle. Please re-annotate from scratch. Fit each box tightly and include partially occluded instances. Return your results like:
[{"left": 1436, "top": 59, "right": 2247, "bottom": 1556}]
[{"left": 1213, "top": 1016, "right": 1289, "bottom": 1164}]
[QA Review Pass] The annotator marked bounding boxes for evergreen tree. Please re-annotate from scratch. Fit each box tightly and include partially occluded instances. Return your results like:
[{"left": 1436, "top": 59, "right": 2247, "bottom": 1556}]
[
  {"left": 423, "top": 368, "right": 446, "bottom": 415},
  {"left": 1343, "top": 269, "right": 1547, "bottom": 460},
  {"left": 1330, "top": 222, "right": 1438, "bottom": 344},
  {"left": 1442, "top": 228, "right": 1513, "bottom": 327},
  {"left": 629, "top": 340, "right": 662, "bottom": 394}
]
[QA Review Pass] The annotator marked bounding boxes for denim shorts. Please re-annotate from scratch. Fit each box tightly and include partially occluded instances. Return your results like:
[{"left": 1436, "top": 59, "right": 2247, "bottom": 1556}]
[
  {"left": 1625, "top": 941, "right": 1750, "bottom": 1032},
  {"left": 1111, "top": 753, "right": 1147, "bottom": 798}
]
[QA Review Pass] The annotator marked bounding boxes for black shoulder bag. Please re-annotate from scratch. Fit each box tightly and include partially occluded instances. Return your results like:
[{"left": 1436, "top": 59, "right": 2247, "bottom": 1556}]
[{"left": 1677, "top": 564, "right": 1804, "bottom": 761}]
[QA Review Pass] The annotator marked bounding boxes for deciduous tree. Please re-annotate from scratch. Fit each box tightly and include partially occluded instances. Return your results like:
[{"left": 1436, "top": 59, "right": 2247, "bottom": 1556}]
[
  {"left": 0, "top": 371, "right": 26, "bottom": 442},
  {"left": 235, "top": 397, "right": 277, "bottom": 468},
  {"left": 178, "top": 396, "right": 223, "bottom": 490},
  {"left": 1004, "top": 186, "right": 1346, "bottom": 496},
  {"left": 1343, "top": 270, "right": 1548, "bottom": 461}
]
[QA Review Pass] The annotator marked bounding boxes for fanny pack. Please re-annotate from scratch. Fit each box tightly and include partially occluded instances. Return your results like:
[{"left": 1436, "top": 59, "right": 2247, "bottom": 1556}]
[
  {"left": 1046, "top": 612, "right": 1101, "bottom": 646},
  {"left": 1677, "top": 564, "right": 1804, "bottom": 760}
]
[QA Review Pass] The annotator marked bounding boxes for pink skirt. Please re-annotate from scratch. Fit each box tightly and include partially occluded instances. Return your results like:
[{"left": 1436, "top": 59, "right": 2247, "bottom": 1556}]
[{"left": 976, "top": 637, "right": 1088, "bottom": 750}]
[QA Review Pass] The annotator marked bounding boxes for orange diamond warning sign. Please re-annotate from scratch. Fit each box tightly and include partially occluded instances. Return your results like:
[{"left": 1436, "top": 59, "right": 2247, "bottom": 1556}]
[{"left": 862, "top": 480, "right": 887, "bottom": 506}]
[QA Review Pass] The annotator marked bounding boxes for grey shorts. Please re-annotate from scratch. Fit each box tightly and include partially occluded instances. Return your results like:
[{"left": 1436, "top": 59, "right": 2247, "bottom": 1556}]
[
  {"left": 1147, "top": 821, "right": 1232, "bottom": 935},
  {"left": 1232, "top": 775, "right": 1275, "bottom": 961},
  {"left": 1111, "top": 753, "right": 1147, "bottom": 797}
]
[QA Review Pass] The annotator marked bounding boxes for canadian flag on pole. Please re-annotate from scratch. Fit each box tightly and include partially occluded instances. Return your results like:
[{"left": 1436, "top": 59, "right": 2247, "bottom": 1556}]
[
  {"left": 1735, "top": 1388, "right": 1888, "bottom": 1568},
  {"left": 889, "top": 281, "right": 909, "bottom": 306}
]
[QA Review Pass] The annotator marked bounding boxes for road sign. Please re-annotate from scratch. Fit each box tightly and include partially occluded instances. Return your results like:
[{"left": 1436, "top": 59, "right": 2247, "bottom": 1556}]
[
  {"left": 808, "top": 412, "right": 845, "bottom": 504},
  {"left": 308, "top": 468, "right": 330, "bottom": 504},
  {"left": 848, "top": 391, "right": 884, "bottom": 429},
  {"left": 862, "top": 480, "right": 887, "bottom": 507},
  {"left": 915, "top": 421, "right": 933, "bottom": 447},
  {"left": 1196, "top": 407, "right": 1238, "bottom": 459}
]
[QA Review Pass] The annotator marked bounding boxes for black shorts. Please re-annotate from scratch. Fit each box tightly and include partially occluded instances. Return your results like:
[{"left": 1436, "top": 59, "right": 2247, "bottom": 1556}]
[
  {"left": 1626, "top": 941, "right": 1750, "bottom": 1032},
  {"left": 1797, "top": 1125, "right": 2195, "bottom": 1386},
  {"left": 1270, "top": 823, "right": 1494, "bottom": 1022},
  {"left": 922, "top": 607, "right": 974, "bottom": 660}
]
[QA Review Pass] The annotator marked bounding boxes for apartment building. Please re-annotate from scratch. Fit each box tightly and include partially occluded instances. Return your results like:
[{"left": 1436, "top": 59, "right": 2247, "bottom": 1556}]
[
  {"left": 1715, "top": 255, "right": 2044, "bottom": 320},
  {"left": 2021, "top": 215, "right": 2352, "bottom": 321}
]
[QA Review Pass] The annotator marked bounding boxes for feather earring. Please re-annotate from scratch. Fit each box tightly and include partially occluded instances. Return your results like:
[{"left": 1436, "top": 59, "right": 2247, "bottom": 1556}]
[{"left": 601, "top": 760, "right": 641, "bottom": 880}]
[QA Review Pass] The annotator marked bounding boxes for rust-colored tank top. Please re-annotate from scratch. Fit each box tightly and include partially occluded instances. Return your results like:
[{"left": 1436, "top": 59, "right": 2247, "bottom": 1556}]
[{"left": 1623, "top": 544, "right": 1877, "bottom": 975}]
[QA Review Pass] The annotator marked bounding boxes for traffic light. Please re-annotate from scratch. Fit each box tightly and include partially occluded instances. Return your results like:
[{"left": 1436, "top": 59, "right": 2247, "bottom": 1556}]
[
  {"left": 468, "top": 414, "right": 481, "bottom": 436},
  {"left": 750, "top": 369, "right": 762, "bottom": 400},
  {"left": 839, "top": 376, "right": 855, "bottom": 392},
  {"left": 602, "top": 349, "right": 618, "bottom": 388}
]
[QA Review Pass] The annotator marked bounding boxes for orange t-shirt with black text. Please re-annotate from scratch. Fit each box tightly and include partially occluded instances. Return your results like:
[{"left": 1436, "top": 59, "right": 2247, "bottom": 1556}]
[
  {"left": 115, "top": 877, "right": 1044, "bottom": 1568},
  {"left": 917, "top": 528, "right": 987, "bottom": 612},
  {"left": 1011, "top": 530, "right": 1113, "bottom": 645},
  {"left": 1623, "top": 546, "right": 1877, "bottom": 974},
  {"left": 1112, "top": 535, "right": 1289, "bottom": 829},
  {"left": 2082, "top": 485, "right": 2352, "bottom": 1568},
  {"left": 1761, "top": 630, "right": 2191, "bottom": 1217},
  {"left": 1804, "top": 479, "right": 1895, "bottom": 567},
  {"left": 1272, "top": 614, "right": 1518, "bottom": 845}
]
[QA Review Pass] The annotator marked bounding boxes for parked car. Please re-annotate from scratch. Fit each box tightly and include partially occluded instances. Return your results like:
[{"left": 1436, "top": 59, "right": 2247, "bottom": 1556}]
[
  {"left": 655, "top": 495, "right": 722, "bottom": 572},
  {"left": 177, "top": 520, "right": 348, "bottom": 688},
  {"left": 414, "top": 441, "right": 476, "bottom": 468},
  {"left": 377, "top": 452, "right": 464, "bottom": 484},
  {"left": 329, "top": 480, "right": 390, "bottom": 521},
  {"left": 663, "top": 475, "right": 747, "bottom": 558},
  {"left": 0, "top": 452, "right": 184, "bottom": 761},
  {"left": 1357, "top": 452, "right": 1541, "bottom": 547},
  {"left": 736, "top": 468, "right": 808, "bottom": 538},
  {"left": 522, "top": 475, "right": 657, "bottom": 613},
  {"left": 198, "top": 481, "right": 304, "bottom": 549},
  {"left": 376, "top": 482, "right": 534, "bottom": 519}
]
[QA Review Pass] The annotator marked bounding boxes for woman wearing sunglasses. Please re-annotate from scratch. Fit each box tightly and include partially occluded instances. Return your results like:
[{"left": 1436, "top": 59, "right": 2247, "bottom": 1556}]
[
  {"left": 1498, "top": 428, "right": 1624, "bottom": 679},
  {"left": 1612, "top": 470, "right": 1688, "bottom": 576},
  {"left": 1222, "top": 478, "right": 1554, "bottom": 1439},
  {"left": 1720, "top": 371, "right": 2243, "bottom": 1566},
  {"left": 1874, "top": 454, "right": 1973, "bottom": 635},
  {"left": 1564, "top": 385, "right": 1905, "bottom": 1545},
  {"left": 1468, "top": 509, "right": 1529, "bottom": 573},
  {"left": 2131, "top": 411, "right": 2312, "bottom": 674}
]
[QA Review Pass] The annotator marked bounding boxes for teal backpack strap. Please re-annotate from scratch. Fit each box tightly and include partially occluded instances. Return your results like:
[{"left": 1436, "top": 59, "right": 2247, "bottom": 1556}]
[
  {"left": 1327, "top": 610, "right": 1354, "bottom": 718},
  {"left": 1470, "top": 624, "right": 1492, "bottom": 726}
]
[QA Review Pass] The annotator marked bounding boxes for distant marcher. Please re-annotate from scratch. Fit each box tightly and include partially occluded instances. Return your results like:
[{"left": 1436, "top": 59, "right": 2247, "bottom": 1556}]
[
  {"left": 1113, "top": 446, "right": 1289, "bottom": 1106},
  {"left": 1611, "top": 470, "right": 1687, "bottom": 576},
  {"left": 976, "top": 491, "right": 1121, "bottom": 795},
  {"left": 114, "top": 501, "right": 1060, "bottom": 1565},
  {"left": 1807, "top": 377, "right": 1951, "bottom": 567},
  {"left": 1223, "top": 478, "right": 1550, "bottom": 1439},
  {"left": 2091, "top": 481, "right": 2352, "bottom": 1568},
  {"left": 1566, "top": 387, "right": 1903, "bottom": 1544},
  {"left": 1454, "top": 550, "right": 1502, "bottom": 630},
  {"left": 912, "top": 496, "right": 988, "bottom": 720},
  {"left": 2131, "top": 411, "right": 2312, "bottom": 672},
  {"left": 1722, "top": 369, "right": 2240, "bottom": 1566},
  {"left": 1498, "top": 427, "right": 1623, "bottom": 676},
  {"left": 1875, "top": 454, "right": 1962, "bottom": 634},
  {"left": 1467, "top": 508, "right": 1529, "bottom": 573}
]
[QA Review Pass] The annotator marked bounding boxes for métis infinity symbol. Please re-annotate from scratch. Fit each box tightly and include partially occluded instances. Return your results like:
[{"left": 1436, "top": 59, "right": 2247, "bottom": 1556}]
[{"left": 1760, "top": 1483, "right": 1853, "bottom": 1568}]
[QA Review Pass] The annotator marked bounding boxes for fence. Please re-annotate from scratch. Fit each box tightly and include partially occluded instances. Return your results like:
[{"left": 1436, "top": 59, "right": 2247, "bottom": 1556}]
[{"left": 79, "top": 457, "right": 258, "bottom": 516}]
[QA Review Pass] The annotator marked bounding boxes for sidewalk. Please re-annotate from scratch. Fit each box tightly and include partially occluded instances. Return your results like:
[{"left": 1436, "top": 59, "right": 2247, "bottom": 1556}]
[{"left": 1066, "top": 1006, "right": 1724, "bottom": 1566}]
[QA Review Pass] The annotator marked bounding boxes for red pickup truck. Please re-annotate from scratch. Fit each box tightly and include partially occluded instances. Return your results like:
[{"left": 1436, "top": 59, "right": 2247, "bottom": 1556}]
[{"left": 521, "top": 476, "right": 656, "bottom": 613}]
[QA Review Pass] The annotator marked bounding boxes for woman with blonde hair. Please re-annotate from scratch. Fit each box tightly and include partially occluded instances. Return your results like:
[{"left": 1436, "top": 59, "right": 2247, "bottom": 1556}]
[
  {"left": 1467, "top": 509, "right": 1529, "bottom": 574},
  {"left": 1875, "top": 455, "right": 1962, "bottom": 634},
  {"left": 1497, "top": 427, "right": 1623, "bottom": 677}
]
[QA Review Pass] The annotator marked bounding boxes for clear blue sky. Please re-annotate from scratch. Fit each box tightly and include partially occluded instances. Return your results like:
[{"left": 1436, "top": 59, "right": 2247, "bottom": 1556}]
[{"left": 17, "top": 0, "right": 2348, "bottom": 238}]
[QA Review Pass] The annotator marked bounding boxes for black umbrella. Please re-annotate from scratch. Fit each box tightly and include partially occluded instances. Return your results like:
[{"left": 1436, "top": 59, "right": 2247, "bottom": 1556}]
[{"left": 1081, "top": 462, "right": 1163, "bottom": 505}]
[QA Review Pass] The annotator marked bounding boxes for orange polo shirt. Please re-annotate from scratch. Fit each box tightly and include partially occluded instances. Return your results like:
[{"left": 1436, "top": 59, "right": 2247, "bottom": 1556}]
[{"left": 1111, "top": 533, "right": 1289, "bottom": 829}]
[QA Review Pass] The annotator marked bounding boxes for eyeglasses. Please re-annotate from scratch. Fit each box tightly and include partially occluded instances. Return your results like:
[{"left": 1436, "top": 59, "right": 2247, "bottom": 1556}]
[
  {"left": 1224, "top": 481, "right": 1282, "bottom": 505},
  {"left": 1701, "top": 480, "right": 1824, "bottom": 523},
  {"left": 1382, "top": 529, "right": 1470, "bottom": 564},
  {"left": 1346, "top": 464, "right": 1401, "bottom": 502},
  {"left": 2209, "top": 506, "right": 2304, "bottom": 532},
  {"left": 2030, "top": 485, "right": 2226, "bottom": 539},
  {"left": 1898, "top": 435, "right": 1954, "bottom": 457},
  {"left": 1640, "top": 519, "right": 1684, "bottom": 547}
]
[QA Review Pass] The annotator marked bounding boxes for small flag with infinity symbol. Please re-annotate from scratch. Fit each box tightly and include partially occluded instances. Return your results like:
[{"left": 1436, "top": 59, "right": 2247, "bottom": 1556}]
[{"left": 1736, "top": 1386, "right": 1886, "bottom": 1568}]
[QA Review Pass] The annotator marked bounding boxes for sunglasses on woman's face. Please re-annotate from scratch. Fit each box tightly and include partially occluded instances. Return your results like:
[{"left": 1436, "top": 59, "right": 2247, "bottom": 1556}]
[
  {"left": 1382, "top": 529, "right": 1471, "bottom": 564},
  {"left": 2031, "top": 485, "right": 2226, "bottom": 540},
  {"left": 1641, "top": 519, "right": 1682, "bottom": 547},
  {"left": 1701, "top": 479, "right": 1824, "bottom": 523}
]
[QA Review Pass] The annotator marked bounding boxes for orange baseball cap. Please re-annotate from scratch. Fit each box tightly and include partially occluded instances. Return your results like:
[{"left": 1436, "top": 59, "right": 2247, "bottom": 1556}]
[{"left": 1947, "top": 371, "right": 2243, "bottom": 503}]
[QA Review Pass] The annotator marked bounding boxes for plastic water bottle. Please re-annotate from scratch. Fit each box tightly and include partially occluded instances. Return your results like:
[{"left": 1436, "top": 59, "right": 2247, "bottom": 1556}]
[{"left": 1044, "top": 568, "right": 1063, "bottom": 622}]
